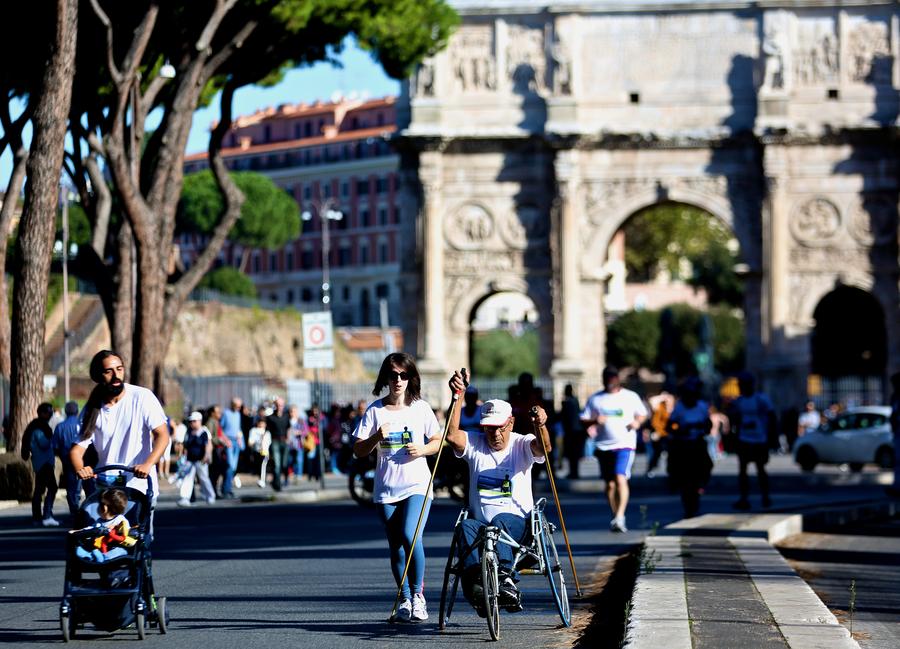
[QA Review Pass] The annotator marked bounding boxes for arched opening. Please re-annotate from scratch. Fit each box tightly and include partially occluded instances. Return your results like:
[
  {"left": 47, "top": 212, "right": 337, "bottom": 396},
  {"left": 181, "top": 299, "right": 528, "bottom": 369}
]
[
  {"left": 605, "top": 201, "right": 745, "bottom": 389},
  {"left": 812, "top": 286, "right": 886, "bottom": 378},
  {"left": 468, "top": 291, "right": 539, "bottom": 380}
]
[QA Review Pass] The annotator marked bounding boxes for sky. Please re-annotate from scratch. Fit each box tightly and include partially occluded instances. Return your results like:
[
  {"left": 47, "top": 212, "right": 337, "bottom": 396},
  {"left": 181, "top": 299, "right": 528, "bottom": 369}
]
[{"left": 0, "top": 39, "right": 400, "bottom": 182}]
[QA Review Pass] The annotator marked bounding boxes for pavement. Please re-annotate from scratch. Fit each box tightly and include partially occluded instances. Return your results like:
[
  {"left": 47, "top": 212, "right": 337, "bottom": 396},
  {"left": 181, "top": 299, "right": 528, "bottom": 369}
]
[{"left": 622, "top": 463, "right": 899, "bottom": 649}]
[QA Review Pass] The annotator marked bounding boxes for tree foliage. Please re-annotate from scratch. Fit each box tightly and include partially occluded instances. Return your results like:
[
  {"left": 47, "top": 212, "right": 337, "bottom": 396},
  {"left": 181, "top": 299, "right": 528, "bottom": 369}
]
[
  {"left": 623, "top": 202, "right": 743, "bottom": 307},
  {"left": 198, "top": 266, "right": 257, "bottom": 298},
  {"left": 178, "top": 170, "right": 300, "bottom": 250},
  {"left": 472, "top": 329, "right": 539, "bottom": 379},
  {"left": 606, "top": 304, "right": 745, "bottom": 377}
]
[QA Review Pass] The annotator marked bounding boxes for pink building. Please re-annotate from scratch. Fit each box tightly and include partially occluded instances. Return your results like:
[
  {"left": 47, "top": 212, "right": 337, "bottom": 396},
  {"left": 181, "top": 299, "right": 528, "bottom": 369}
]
[{"left": 182, "top": 96, "right": 401, "bottom": 327}]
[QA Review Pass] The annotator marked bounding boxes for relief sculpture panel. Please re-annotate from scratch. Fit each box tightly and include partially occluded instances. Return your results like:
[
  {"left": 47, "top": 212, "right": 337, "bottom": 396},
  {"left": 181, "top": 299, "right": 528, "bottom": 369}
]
[
  {"left": 450, "top": 24, "right": 496, "bottom": 93},
  {"left": 792, "top": 16, "right": 839, "bottom": 87},
  {"left": 846, "top": 17, "right": 892, "bottom": 85},
  {"left": 505, "top": 23, "right": 547, "bottom": 94},
  {"left": 790, "top": 197, "right": 841, "bottom": 245}
]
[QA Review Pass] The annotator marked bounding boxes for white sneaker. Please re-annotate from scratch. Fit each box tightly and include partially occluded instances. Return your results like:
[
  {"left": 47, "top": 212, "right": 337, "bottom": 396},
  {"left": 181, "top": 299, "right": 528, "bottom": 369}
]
[
  {"left": 234, "top": 476, "right": 242, "bottom": 489},
  {"left": 257, "top": 479, "right": 266, "bottom": 488},
  {"left": 610, "top": 516, "right": 628, "bottom": 533},
  {"left": 42, "top": 517, "right": 60, "bottom": 527},
  {"left": 411, "top": 593, "right": 428, "bottom": 621},
  {"left": 177, "top": 498, "right": 192, "bottom": 507},
  {"left": 395, "top": 598, "right": 412, "bottom": 623},
  {"left": 206, "top": 497, "right": 215, "bottom": 505}
]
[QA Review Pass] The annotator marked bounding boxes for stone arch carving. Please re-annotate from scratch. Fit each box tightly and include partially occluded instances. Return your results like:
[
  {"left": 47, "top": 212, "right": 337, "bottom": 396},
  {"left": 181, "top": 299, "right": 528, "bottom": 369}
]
[
  {"left": 444, "top": 200, "right": 496, "bottom": 250},
  {"left": 580, "top": 180, "right": 751, "bottom": 279},
  {"left": 450, "top": 276, "right": 548, "bottom": 334}
]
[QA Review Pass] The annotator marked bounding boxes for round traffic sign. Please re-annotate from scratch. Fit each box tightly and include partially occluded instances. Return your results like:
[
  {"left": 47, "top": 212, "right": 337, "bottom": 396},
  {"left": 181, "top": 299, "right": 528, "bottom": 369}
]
[{"left": 308, "top": 325, "right": 326, "bottom": 346}]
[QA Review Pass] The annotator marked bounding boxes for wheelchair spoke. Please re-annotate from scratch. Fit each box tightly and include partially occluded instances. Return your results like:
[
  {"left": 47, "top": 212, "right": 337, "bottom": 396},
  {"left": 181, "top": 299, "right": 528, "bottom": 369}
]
[
  {"left": 540, "top": 517, "right": 571, "bottom": 627},
  {"left": 482, "top": 551, "right": 501, "bottom": 641}
]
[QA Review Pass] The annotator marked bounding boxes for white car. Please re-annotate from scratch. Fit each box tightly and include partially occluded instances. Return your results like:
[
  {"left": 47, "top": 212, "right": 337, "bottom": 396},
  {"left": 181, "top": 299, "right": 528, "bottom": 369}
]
[{"left": 794, "top": 406, "right": 894, "bottom": 472}]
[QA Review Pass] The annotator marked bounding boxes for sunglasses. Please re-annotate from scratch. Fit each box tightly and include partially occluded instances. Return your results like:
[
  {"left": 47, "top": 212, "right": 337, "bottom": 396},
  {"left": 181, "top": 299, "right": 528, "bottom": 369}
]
[{"left": 388, "top": 371, "right": 410, "bottom": 381}]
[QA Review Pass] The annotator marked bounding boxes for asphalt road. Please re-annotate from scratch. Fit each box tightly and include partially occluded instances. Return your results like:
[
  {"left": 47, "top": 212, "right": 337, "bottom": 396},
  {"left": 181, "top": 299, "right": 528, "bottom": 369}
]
[{"left": 0, "top": 454, "right": 893, "bottom": 648}]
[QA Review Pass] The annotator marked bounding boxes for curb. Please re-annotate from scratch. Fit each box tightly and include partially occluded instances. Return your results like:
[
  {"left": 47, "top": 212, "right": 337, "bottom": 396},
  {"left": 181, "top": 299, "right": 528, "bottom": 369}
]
[{"left": 621, "top": 502, "right": 888, "bottom": 649}]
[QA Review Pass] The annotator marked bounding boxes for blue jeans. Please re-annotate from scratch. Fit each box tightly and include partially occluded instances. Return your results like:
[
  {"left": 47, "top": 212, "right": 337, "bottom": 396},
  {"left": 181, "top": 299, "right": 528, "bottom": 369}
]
[
  {"left": 223, "top": 442, "right": 241, "bottom": 495},
  {"left": 378, "top": 495, "right": 431, "bottom": 600},
  {"left": 61, "top": 461, "right": 83, "bottom": 516},
  {"left": 460, "top": 513, "right": 528, "bottom": 571}
]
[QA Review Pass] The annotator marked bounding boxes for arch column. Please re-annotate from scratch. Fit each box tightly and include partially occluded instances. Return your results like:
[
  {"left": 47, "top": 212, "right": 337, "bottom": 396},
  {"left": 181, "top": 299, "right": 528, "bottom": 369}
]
[
  {"left": 417, "top": 150, "right": 447, "bottom": 378},
  {"left": 550, "top": 149, "right": 587, "bottom": 392}
]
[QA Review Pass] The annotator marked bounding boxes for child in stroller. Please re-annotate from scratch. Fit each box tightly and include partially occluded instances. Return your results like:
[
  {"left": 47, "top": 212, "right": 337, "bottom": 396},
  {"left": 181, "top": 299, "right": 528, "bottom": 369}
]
[
  {"left": 60, "top": 465, "right": 168, "bottom": 641},
  {"left": 71, "top": 488, "right": 137, "bottom": 564}
]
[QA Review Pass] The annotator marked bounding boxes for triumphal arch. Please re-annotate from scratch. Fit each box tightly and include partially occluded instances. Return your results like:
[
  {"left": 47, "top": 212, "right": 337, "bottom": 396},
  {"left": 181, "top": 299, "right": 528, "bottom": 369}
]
[{"left": 396, "top": 0, "right": 900, "bottom": 405}]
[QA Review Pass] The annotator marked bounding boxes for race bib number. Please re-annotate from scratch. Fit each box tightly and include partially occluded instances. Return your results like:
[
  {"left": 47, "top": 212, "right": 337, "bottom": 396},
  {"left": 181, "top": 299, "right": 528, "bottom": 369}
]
[
  {"left": 601, "top": 408, "right": 624, "bottom": 418},
  {"left": 380, "top": 428, "right": 413, "bottom": 456},
  {"left": 477, "top": 473, "right": 512, "bottom": 500}
]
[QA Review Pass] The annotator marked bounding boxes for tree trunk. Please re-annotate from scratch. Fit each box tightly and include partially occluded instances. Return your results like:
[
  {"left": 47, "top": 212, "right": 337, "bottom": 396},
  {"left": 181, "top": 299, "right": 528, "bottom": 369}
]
[
  {"left": 113, "top": 221, "right": 134, "bottom": 369},
  {"left": 0, "top": 146, "right": 28, "bottom": 378},
  {"left": 132, "top": 231, "right": 166, "bottom": 393},
  {"left": 8, "top": 0, "right": 77, "bottom": 455}
]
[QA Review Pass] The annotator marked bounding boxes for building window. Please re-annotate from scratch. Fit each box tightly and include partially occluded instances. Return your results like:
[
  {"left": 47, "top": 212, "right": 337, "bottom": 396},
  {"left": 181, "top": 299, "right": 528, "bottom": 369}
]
[
  {"left": 338, "top": 244, "right": 352, "bottom": 266},
  {"left": 252, "top": 252, "right": 261, "bottom": 274},
  {"left": 301, "top": 246, "right": 314, "bottom": 268},
  {"left": 341, "top": 181, "right": 349, "bottom": 198},
  {"left": 303, "top": 184, "right": 312, "bottom": 200},
  {"left": 376, "top": 283, "right": 389, "bottom": 298},
  {"left": 378, "top": 208, "right": 388, "bottom": 226},
  {"left": 269, "top": 293, "right": 278, "bottom": 303},
  {"left": 361, "top": 209, "right": 370, "bottom": 227},
  {"left": 286, "top": 250, "right": 294, "bottom": 270},
  {"left": 342, "top": 286, "right": 350, "bottom": 301},
  {"left": 379, "top": 241, "right": 389, "bottom": 263},
  {"left": 294, "top": 123, "right": 301, "bottom": 139},
  {"left": 286, "top": 289, "right": 295, "bottom": 303},
  {"left": 359, "top": 242, "right": 370, "bottom": 265},
  {"left": 377, "top": 113, "right": 384, "bottom": 126},
  {"left": 356, "top": 179, "right": 369, "bottom": 196},
  {"left": 305, "top": 122, "right": 312, "bottom": 137},
  {"left": 323, "top": 183, "right": 332, "bottom": 198},
  {"left": 302, "top": 287, "right": 313, "bottom": 302},
  {"left": 376, "top": 177, "right": 389, "bottom": 194},
  {"left": 264, "top": 125, "right": 271, "bottom": 142},
  {"left": 269, "top": 251, "right": 278, "bottom": 271}
]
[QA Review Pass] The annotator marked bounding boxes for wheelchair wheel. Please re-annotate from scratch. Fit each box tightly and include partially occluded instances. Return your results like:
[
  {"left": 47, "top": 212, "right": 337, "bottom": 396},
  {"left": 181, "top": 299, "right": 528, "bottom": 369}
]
[
  {"left": 539, "top": 518, "right": 571, "bottom": 626},
  {"left": 439, "top": 527, "right": 462, "bottom": 630},
  {"left": 482, "top": 551, "right": 501, "bottom": 641}
]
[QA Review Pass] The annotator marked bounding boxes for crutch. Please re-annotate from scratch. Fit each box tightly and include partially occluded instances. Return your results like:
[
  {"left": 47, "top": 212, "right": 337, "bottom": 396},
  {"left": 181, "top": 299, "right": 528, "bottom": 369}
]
[
  {"left": 531, "top": 406, "right": 583, "bottom": 597},
  {"left": 388, "top": 368, "right": 467, "bottom": 623}
]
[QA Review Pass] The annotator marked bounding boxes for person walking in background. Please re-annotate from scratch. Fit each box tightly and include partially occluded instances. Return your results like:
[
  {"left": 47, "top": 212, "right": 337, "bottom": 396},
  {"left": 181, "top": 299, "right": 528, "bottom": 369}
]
[
  {"left": 729, "top": 371, "right": 775, "bottom": 510},
  {"left": 560, "top": 384, "right": 585, "bottom": 479},
  {"left": 220, "top": 398, "right": 245, "bottom": 499},
  {"left": 353, "top": 352, "right": 443, "bottom": 623},
  {"left": 581, "top": 366, "right": 648, "bottom": 533},
  {"left": 458, "top": 385, "right": 484, "bottom": 434},
  {"left": 644, "top": 390, "right": 674, "bottom": 479},
  {"left": 266, "top": 398, "right": 291, "bottom": 491},
  {"left": 29, "top": 402, "right": 59, "bottom": 527},
  {"left": 666, "top": 378, "right": 713, "bottom": 518},
  {"left": 288, "top": 405, "right": 308, "bottom": 483},
  {"left": 177, "top": 411, "right": 216, "bottom": 507},
  {"left": 52, "top": 401, "right": 85, "bottom": 517},
  {"left": 797, "top": 401, "right": 821, "bottom": 438}
]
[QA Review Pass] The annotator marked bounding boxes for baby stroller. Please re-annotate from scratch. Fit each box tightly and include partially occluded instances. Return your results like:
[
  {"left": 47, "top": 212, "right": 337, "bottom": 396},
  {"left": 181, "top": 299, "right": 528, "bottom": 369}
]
[{"left": 59, "top": 465, "right": 169, "bottom": 641}]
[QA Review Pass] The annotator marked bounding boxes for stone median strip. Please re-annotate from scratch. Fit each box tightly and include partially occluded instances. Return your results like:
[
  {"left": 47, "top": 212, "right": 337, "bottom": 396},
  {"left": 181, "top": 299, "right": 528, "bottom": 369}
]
[{"left": 623, "top": 512, "right": 861, "bottom": 649}]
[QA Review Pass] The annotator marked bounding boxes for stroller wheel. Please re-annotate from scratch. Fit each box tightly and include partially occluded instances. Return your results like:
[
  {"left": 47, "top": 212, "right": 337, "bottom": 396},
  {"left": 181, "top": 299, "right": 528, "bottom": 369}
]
[
  {"left": 60, "top": 611, "right": 75, "bottom": 642},
  {"left": 136, "top": 611, "right": 146, "bottom": 640},
  {"left": 157, "top": 597, "right": 168, "bottom": 634}
]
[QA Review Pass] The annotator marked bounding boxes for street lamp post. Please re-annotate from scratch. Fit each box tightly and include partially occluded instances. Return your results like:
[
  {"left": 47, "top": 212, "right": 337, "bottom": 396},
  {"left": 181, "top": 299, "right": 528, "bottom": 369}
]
[
  {"left": 301, "top": 200, "right": 344, "bottom": 307},
  {"left": 301, "top": 200, "right": 343, "bottom": 483}
]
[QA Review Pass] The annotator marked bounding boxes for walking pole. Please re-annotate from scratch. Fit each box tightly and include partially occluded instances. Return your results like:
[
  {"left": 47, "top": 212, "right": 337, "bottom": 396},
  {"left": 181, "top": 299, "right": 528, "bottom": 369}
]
[
  {"left": 531, "top": 406, "right": 583, "bottom": 597},
  {"left": 388, "top": 369, "right": 467, "bottom": 623}
]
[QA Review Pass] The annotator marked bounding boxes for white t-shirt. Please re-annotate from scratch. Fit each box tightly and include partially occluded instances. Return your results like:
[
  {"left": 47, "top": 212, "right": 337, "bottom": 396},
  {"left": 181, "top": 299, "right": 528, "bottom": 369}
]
[
  {"left": 581, "top": 388, "right": 648, "bottom": 451},
  {"left": 76, "top": 384, "right": 168, "bottom": 493},
  {"left": 456, "top": 431, "right": 545, "bottom": 524},
  {"left": 172, "top": 423, "right": 187, "bottom": 444},
  {"left": 352, "top": 398, "right": 440, "bottom": 504}
]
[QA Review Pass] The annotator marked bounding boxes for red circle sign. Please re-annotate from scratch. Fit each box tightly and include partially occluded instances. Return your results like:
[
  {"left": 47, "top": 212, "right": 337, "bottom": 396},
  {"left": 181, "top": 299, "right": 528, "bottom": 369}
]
[{"left": 308, "top": 325, "right": 326, "bottom": 345}]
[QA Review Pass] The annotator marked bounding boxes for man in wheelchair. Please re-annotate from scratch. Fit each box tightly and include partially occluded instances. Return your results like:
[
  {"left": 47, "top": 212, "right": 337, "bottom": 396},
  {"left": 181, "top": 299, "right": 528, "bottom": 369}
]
[{"left": 446, "top": 371, "right": 551, "bottom": 614}]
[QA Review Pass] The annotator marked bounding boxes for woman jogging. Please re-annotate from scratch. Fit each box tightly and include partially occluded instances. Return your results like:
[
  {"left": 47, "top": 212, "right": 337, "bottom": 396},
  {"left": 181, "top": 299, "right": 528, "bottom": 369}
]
[{"left": 353, "top": 353, "right": 442, "bottom": 623}]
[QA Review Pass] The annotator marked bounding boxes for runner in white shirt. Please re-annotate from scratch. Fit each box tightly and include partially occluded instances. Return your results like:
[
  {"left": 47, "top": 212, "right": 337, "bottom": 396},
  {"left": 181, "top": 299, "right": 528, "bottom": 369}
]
[
  {"left": 353, "top": 353, "right": 442, "bottom": 623},
  {"left": 447, "top": 371, "right": 551, "bottom": 614},
  {"left": 70, "top": 351, "right": 170, "bottom": 499},
  {"left": 581, "top": 366, "right": 647, "bottom": 533}
]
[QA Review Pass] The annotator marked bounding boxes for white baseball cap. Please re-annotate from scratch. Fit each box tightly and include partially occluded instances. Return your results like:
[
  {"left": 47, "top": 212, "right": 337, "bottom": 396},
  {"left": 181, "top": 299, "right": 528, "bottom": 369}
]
[
  {"left": 480, "top": 399, "right": 512, "bottom": 426},
  {"left": 188, "top": 411, "right": 203, "bottom": 422}
]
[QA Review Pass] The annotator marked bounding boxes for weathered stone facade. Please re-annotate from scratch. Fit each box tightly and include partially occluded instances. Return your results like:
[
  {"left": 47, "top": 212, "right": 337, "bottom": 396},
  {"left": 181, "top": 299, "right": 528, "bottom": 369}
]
[{"left": 397, "top": 1, "right": 900, "bottom": 406}]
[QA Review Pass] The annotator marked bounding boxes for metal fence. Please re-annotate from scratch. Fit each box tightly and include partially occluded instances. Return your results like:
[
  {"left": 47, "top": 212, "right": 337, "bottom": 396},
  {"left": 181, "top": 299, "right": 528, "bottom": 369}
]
[{"left": 810, "top": 375, "right": 886, "bottom": 409}]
